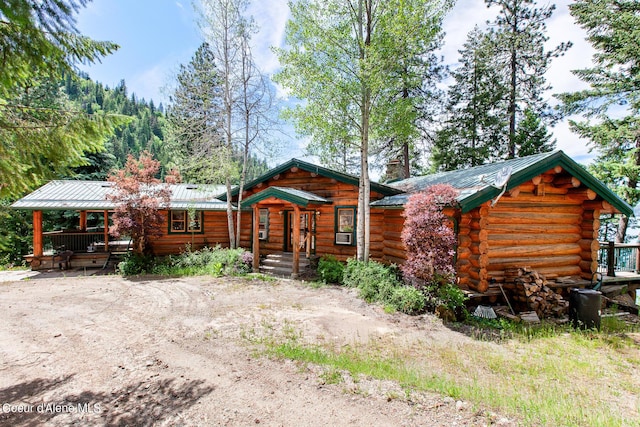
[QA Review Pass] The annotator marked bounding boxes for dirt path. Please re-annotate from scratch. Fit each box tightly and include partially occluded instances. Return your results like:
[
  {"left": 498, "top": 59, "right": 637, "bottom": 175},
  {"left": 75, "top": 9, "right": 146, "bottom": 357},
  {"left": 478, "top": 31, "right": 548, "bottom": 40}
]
[{"left": 0, "top": 274, "right": 513, "bottom": 426}]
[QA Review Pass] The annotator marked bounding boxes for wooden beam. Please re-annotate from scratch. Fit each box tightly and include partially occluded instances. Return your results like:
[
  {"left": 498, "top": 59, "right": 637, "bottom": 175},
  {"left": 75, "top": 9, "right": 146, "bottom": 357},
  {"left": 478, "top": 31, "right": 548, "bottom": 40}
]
[
  {"left": 554, "top": 176, "right": 581, "bottom": 188},
  {"left": 253, "top": 205, "right": 260, "bottom": 272},
  {"left": 79, "top": 211, "right": 87, "bottom": 231},
  {"left": 292, "top": 205, "right": 300, "bottom": 278},
  {"left": 104, "top": 210, "right": 109, "bottom": 251},
  {"left": 33, "top": 210, "right": 43, "bottom": 257}
]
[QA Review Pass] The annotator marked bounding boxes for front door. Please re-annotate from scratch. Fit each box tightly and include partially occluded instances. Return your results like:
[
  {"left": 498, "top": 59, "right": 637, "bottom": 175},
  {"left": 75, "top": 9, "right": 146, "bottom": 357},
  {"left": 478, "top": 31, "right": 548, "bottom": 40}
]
[{"left": 285, "top": 211, "right": 315, "bottom": 256}]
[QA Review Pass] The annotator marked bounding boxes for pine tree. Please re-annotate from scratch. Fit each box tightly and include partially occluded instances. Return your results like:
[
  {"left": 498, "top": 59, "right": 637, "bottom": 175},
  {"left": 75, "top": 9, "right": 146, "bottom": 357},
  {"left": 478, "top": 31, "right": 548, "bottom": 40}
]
[
  {"left": 432, "top": 27, "right": 507, "bottom": 171},
  {"left": 486, "top": 0, "right": 568, "bottom": 158},
  {"left": 166, "top": 42, "right": 227, "bottom": 184},
  {"left": 0, "top": 0, "right": 122, "bottom": 197},
  {"left": 513, "top": 108, "right": 555, "bottom": 156},
  {"left": 557, "top": 0, "right": 640, "bottom": 242}
]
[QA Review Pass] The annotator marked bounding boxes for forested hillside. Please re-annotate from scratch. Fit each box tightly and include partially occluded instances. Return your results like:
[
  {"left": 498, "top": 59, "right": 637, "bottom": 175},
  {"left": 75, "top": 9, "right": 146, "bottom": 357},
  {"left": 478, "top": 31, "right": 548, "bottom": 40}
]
[{"left": 62, "top": 73, "right": 166, "bottom": 179}]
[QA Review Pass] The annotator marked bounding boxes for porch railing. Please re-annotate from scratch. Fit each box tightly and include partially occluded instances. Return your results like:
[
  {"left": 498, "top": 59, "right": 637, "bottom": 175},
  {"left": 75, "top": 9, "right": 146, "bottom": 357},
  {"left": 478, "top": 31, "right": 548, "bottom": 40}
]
[
  {"left": 43, "top": 231, "right": 109, "bottom": 253},
  {"left": 597, "top": 241, "right": 640, "bottom": 276}
]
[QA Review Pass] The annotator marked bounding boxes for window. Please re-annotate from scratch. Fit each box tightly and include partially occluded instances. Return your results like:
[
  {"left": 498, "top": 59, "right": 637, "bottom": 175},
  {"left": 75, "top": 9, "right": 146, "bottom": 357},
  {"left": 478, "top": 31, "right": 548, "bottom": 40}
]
[
  {"left": 258, "top": 209, "right": 269, "bottom": 240},
  {"left": 335, "top": 206, "right": 356, "bottom": 245},
  {"left": 170, "top": 210, "right": 203, "bottom": 233}
]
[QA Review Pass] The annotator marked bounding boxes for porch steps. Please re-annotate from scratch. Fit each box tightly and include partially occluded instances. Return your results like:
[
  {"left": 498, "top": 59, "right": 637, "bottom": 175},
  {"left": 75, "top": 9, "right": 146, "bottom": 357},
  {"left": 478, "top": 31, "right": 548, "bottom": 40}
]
[{"left": 259, "top": 252, "right": 310, "bottom": 277}]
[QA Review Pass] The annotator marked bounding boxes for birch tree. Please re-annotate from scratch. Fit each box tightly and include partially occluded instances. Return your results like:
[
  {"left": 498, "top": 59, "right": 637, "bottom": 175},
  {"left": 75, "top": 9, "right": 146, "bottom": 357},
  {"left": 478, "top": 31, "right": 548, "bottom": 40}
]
[
  {"left": 234, "top": 28, "right": 280, "bottom": 247},
  {"left": 275, "top": 0, "right": 451, "bottom": 261},
  {"left": 196, "top": 0, "right": 279, "bottom": 248}
]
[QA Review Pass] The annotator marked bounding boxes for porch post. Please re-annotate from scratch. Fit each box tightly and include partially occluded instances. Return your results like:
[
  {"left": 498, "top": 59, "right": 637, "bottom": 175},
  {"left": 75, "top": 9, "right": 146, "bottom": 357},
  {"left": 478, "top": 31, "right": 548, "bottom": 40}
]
[
  {"left": 306, "top": 212, "right": 312, "bottom": 258},
  {"left": 103, "top": 210, "right": 109, "bottom": 251},
  {"left": 79, "top": 211, "right": 87, "bottom": 231},
  {"left": 252, "top": 205, "right": 260, "bottom": 272},
  {"left": 33, "top": 210, "right": 43, "bottom": 257},
  {"left": 292, "top": 205, "right": 300, "bottom": 278},
  {"left": 607, "top": 241, "right": 615, "bottom": 277}
]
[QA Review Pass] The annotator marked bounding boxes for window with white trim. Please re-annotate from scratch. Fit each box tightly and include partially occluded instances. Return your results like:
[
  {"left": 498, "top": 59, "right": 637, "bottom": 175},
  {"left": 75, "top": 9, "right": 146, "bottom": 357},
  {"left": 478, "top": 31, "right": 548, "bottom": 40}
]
[
  {"left": 258, "top": 208, "right": 269, "bottom": 240},
  {"left": 335, "top": 206, "right": 356, "bottom": 245}
]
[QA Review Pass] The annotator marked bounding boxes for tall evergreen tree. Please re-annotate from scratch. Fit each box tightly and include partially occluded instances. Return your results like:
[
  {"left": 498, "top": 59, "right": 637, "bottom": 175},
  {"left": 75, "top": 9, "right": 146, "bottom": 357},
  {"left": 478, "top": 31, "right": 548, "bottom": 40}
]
[
  {"left": 432, "top": 27, "right": 507, "bottom": 171},
  {"left": 0, "top": 0, "right": 122, "bottom": 197},
  {"left": 557, "top": 0, "right": 640, "bottom": 242},
  {"left": 513, "top": 108, "right": 555, "bottom": 156},
  {"left": 486, "top": 0, "right": 568, "bottom": 158},
  {"left": 432, "top": 0, "right": 565, "bottom": 170},
  {"left": 166, "top": 42, "right": 226, "bottom": 184}
]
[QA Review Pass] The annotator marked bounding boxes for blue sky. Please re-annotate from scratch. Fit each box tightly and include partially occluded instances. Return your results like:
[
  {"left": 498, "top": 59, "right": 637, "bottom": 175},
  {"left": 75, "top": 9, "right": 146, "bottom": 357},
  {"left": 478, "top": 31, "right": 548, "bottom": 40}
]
[
  {"left": 76, "top": 1, "right": 202, "bottom": 106},
  {"left": 76, "top": 0, "right": 597, "bottom": 165}
]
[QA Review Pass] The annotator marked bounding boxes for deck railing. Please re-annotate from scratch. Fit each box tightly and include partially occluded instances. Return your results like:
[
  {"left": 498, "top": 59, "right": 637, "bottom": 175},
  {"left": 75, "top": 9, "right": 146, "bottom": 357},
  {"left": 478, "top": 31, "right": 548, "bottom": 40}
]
[
  {"left": 43, "top": 231, "right": 109, "bottom": 253},
  {"left": 597, "top": 241, "right": 640, "bottom": 276}
]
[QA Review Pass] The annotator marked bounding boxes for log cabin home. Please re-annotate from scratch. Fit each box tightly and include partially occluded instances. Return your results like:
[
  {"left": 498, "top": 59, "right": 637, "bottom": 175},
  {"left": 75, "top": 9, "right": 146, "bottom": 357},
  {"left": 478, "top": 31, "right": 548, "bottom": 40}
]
[{"left": 12, "top": 150, "right": 633, "bottom": 297}]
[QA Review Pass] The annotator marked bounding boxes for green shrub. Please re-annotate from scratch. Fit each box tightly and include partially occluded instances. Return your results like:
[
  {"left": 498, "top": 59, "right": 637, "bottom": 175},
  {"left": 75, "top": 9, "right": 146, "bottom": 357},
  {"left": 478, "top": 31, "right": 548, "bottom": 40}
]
[
  {"left": 169, "top": 246, "right": 251, "bottom": 276},
  {"left": 118, "top": 246, "right": 252, "bottom": 277},
  {"left": 421, "top": 281, "right": 468, "bottom": 319},
  {"left": 390, "top": 286, "right": 426, "bottom": 315},
  {"left": 343, "top": 259, "right": 403, "bottom": 304},
  {"left": 317, "top": 255, "right": 344, "bottom": 284},
  {"left": 118, "top": 252, "right": 156, "bottom": 276}
]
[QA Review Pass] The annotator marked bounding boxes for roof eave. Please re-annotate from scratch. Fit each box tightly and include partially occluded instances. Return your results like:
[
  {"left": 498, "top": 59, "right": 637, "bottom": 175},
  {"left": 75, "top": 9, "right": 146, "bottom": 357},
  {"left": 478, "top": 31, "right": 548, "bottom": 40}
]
[
  {"left": 240, "top": 187, "right": 331, "bottom": 208},
  {"left": 458, "top": 151, "right": 633, "bottom": 216},
  {"left": 219, "top": 158, "right": 402, "bottom": 201}
]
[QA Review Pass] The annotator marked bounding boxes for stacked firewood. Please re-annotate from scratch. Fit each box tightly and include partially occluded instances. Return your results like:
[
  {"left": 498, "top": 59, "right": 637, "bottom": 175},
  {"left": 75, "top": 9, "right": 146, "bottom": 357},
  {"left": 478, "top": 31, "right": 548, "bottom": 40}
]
[{"left": 505, "top": 267, "right": 569, "bottom": 318}]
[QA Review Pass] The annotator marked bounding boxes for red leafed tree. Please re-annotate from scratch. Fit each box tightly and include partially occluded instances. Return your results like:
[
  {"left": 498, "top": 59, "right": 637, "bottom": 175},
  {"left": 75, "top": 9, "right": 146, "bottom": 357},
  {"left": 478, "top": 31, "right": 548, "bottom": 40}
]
[
  {"left": 401, "top": 184, "right": 459, "bottom": 286},
  {"left": 107, "top": 151, "right": 180, "bottom": 255}
]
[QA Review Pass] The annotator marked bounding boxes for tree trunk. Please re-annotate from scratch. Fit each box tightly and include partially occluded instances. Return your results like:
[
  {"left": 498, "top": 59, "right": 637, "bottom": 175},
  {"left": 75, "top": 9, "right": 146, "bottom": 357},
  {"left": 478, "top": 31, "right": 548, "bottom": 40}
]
[
  {"left": 615, "top": 215, "right": 628, "bottom": 244},
  {"left": 235, "top": 110, "right": 250, "bottom": 248},
  {"left": 507, "top": 13, "right": 518, "bottom": 159},
  {"left": 225, "top": 177, "right": 236, "bottom": 249},
  {"left": 356, "top": 0, "right": 372, "bottom": 262},
  {"left": 508, "top": 44, "right": 517, "bottom": 158}
]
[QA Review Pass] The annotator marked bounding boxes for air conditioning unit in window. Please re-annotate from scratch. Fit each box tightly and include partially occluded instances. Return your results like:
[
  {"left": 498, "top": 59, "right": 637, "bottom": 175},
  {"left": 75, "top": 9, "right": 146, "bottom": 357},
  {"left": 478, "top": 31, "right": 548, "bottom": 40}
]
[
  {"left": 335, "top": 232, "right": 352, "bottom": 245},
  {"left": 258, "top": 230, "right": 267, "bottom": 240}
]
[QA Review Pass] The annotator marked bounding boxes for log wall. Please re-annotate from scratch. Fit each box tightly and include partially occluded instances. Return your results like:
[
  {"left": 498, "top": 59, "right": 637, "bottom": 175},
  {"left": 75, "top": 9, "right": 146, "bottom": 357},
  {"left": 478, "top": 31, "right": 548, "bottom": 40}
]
[
  {"left": 458, "top": 169, "right": 604, "bottom": 292},
  {"left": 146, "top": 166, "right": 606, "bottom": 293},
  {"left": 149, "top": 210, "right": 232, "bottom": 256}
]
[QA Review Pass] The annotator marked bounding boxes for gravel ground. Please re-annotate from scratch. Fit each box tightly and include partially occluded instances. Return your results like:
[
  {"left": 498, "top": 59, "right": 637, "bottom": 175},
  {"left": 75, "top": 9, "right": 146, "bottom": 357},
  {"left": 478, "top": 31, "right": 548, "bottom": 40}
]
[{"left": 0, "top": 273, "right": 516, "bottom": 426}]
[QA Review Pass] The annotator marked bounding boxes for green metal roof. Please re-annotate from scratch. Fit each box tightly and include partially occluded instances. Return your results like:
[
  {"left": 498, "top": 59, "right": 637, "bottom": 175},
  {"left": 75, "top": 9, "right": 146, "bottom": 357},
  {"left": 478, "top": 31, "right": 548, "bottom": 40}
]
[
  {"left": 11, "top": 181, "right": 229, "bottom": 211},
  {"left": 219, "top": 158, "right": 403, "bottom": 201},
  {"left": 371, "top": 150, "right": 633, "bottom": 216},
  {"left": 241, "top": 186, "right": 331, "bottom": 208}
]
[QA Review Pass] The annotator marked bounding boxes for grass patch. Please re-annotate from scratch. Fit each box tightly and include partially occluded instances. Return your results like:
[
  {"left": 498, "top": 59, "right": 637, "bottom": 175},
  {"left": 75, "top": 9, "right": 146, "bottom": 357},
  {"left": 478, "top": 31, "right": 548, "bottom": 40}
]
[{"left": 246, "top": 319, "right": 640, "bottom": 427}]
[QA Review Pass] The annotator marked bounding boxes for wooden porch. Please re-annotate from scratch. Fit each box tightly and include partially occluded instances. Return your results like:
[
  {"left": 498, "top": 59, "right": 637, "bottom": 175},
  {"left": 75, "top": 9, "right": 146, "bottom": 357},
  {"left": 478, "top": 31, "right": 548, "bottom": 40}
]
[{"left": 26, "top": 209, "right": 131, "bottom": 270}]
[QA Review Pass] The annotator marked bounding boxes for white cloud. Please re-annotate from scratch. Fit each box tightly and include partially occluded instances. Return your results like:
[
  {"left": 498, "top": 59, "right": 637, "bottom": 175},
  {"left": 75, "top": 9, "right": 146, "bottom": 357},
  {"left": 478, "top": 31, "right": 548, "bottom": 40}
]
[
  {"left": 247, "top": 0, "right": 290, "bottom": 75},
  {"left": 440, "top": 0, "right": 598, "bottom": 164}
]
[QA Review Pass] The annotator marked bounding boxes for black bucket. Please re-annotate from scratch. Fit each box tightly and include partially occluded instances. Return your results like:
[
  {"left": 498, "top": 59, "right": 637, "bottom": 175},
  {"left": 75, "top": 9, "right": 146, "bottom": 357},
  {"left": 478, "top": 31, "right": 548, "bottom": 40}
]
[{"left": 569, "top": 288, "right": 602, "bottom": 330}]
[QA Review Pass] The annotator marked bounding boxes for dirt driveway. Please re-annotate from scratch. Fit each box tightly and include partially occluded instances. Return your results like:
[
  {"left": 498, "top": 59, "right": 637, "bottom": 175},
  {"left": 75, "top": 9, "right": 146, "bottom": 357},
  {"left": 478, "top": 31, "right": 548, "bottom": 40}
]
[{"left": 0, "top": 273, "right": 513, "bottom": 426}]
